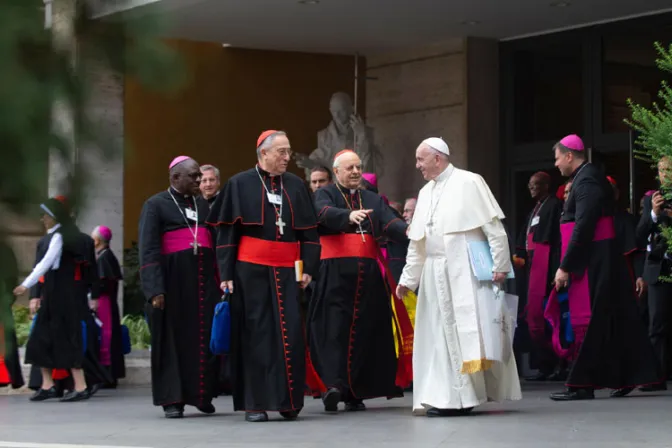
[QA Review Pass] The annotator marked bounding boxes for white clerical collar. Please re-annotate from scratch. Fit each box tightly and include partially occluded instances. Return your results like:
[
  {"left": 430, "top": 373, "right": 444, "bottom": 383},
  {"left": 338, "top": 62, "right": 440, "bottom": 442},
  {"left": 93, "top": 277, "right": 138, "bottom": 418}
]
[
  {"left": 433, "top": 164, "right": 454, "bottom": 183},
  {"left": 48, "top": 223, "right": 61, "bottom": 234}
]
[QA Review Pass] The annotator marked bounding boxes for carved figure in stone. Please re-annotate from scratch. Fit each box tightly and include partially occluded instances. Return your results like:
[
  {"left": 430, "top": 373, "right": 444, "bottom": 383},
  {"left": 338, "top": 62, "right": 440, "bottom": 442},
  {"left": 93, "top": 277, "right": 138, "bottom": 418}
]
[{"left": 295, "top": 92, "right": 381, "bottom": 179}]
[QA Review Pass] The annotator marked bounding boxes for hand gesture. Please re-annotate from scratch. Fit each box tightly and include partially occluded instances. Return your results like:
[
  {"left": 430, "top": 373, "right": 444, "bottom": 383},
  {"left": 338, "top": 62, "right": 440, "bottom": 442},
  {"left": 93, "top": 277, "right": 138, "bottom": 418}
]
[
  {"left": 492, "top": 272, "right": 507, "bottom": 284},
  {"left": 89, "top": 299, "right": 99, "bottom": 312},
  {"left": 13, "top": 285, "right": 27, "bottom": 297},
  {"left": 29, "top": 298, "right": 41, "bottom": 315},
  {"left": 636, "top": 277, "right": 647, "bottom": 298},
  {"left": 220, "top": 280, "right": 234, "bottom": 294},
  {"left": 152, "top": 294, "right": 165, "bottom": 310},
  {"left": 349, "top": 114, "right": 366, "bottom": 136},
  {"left": 554, "top": 268, "right": 569, "bottom": 291},
  {"left": 300, "top": 273, "right": 312, "bottom": 289},
  {"left": 349, "top": 209, "right": 372, "bottom": 224},
  {"left": 652, "top": 192, "right": 666, "bottom": 216},
  {"left": 396, "top": 284, "right": 410, "bottom": 299}
]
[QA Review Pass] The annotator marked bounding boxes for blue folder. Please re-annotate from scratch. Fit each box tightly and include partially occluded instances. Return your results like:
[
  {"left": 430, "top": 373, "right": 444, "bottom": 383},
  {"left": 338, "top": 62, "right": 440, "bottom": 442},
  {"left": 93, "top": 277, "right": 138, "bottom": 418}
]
[{"left": 467, "top": 240, "right": 515, "bottom": 281}]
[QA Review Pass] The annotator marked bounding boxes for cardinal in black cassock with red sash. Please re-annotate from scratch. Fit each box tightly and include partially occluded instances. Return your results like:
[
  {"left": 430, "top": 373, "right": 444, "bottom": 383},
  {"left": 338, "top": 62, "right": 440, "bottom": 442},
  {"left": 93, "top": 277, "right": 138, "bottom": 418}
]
[
  {"left": 515, "top": 172, "right": 563, "bottom": 381},
  {"left": 309, "top": 150, "right": 408, "bottom": 413},
  {"left": 207, "top": 130, "right": 322, "bottom": 423},
  {"left": 139, "top": 156, "right": 220, "bottom": 418},
  {"left": 547, "top": 135, "right": 660, "bottom": 401}
]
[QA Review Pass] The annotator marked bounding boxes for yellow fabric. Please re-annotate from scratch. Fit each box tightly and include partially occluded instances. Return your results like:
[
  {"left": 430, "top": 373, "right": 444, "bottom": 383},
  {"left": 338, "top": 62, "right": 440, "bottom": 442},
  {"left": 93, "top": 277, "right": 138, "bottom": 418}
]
[
  {"left": 460, "top": 358, "right": 494, "bottom": 374},
  {"left": 392, "top": 291, "right": 418, "bottom": 357}
]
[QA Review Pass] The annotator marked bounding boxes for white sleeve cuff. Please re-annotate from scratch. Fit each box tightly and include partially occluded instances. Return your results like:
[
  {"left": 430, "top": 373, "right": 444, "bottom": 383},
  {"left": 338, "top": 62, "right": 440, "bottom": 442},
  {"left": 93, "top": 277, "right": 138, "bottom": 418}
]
[{"left": 651, "top": 209, "right": 658, "bottom": 223}]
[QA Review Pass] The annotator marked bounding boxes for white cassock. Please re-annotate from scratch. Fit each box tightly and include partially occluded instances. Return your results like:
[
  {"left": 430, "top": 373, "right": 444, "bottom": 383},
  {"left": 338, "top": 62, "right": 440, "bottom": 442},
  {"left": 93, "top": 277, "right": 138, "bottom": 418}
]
[{"left": 399, "top": 164, "right": 522, "bottom": 414}]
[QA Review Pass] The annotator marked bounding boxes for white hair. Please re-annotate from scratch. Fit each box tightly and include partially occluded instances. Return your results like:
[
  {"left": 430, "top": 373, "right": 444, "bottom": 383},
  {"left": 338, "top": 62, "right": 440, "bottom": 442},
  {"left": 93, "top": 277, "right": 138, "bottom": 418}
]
[
  {"left": 333, "top": 151, "right": 360, "bottom": 169},
  {"left": 200, "top": 164, "right": 220, "bottom": 179},
  {"left": 257, "top": 131, "right": 287, "bottom": 158}
]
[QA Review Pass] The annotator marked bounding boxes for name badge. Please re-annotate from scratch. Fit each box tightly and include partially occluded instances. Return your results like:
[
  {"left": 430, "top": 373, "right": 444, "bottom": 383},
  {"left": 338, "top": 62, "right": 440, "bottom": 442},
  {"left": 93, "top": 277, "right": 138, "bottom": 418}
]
[
  {"left": 185, "top": 208, "right": 198, "bottom": 221},
  {"left": 267, "top": 193, "right": 282, "bottom": 205},
  {"left": 531, "top": 216, "right": 540, "bottom": 227}
]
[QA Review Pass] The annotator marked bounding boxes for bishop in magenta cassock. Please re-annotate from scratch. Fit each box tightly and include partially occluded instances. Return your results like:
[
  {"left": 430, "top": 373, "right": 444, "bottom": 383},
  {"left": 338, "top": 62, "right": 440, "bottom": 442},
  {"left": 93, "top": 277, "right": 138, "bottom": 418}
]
[
  {"left": 309, "top": 150, "right": 409, "bottom": 413},
  {"left": 515, "top": 172, "right": 563, "bottom": 381},
  {"left": 548, "top": 134, "right": 660, "bottom": 401},
  {"left": 139, "top": 156, "right": 220, "bottom": 418},
  {"left": 207, "top": 130, "right": 322, "bottom": 423}
]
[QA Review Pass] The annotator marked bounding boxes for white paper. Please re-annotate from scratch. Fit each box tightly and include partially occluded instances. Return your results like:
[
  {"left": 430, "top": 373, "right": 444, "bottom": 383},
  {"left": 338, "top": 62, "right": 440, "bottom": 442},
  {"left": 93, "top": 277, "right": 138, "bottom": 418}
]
[
  {"left": 531, "top": 216, "right": 540, "bottom": 227},
  {"left": 185, "top": 208, "right": 197, "bottom": 221},
  {"left": 267, "top": 193, "right": 282, "bottom": 205}
]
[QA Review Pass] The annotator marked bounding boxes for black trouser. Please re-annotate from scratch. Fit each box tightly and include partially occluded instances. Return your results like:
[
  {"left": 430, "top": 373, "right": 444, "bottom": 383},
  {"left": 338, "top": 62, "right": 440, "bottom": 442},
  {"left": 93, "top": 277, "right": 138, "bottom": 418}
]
[{"left": 647, "top": 281, "right": 672, "bottom": 379}]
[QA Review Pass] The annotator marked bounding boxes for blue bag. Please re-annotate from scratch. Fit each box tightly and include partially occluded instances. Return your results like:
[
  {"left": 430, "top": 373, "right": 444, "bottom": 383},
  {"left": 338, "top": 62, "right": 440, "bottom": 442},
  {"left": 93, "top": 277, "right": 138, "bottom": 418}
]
[
  {"left": 81, "top": 320, "right": 88, "bottom": 353},
  {"left": 210, "top": 294, "right": 231, "bottom": 355},
  {"left": 121, "top": 325, "right": 131, "bottom": 355}
]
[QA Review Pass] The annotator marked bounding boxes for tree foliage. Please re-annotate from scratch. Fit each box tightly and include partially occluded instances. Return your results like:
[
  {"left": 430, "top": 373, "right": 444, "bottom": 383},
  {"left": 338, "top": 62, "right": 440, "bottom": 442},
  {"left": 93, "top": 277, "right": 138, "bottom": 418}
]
[{"left": 0, "top": 0, "right": 184, "bottom": 356}]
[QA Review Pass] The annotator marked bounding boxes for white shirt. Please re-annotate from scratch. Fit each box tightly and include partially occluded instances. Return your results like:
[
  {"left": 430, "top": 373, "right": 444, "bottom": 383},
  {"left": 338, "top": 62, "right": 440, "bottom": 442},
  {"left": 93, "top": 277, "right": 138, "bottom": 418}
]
[{"left": 21, "top": 224, "right": 63, "bottom": 289}]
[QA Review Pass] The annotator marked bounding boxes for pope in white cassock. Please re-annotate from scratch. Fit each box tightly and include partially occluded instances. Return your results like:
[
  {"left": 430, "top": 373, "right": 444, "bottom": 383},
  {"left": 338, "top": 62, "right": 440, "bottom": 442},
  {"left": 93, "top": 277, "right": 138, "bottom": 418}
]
[{"left": 397, "top": 137, "right": 522, "bottom": 417}]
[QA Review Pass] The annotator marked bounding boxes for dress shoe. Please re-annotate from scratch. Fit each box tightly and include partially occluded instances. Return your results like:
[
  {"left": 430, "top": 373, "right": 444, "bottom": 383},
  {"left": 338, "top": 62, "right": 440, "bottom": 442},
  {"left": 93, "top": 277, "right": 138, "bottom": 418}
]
[
  {"left": 639, "top": 382, "right": 667, "bottom": 392},
  {"left": 610, "top": 387, "right": 634, "bottom": 398},
  {"left": 245, "top": 411, "right": 269, "bottom": 422},
  {"left": 322, "top": 388, "right": 341, "bottom": 413},
  {"left": 60, "top": 390, "right": 90, "bottom": 402},
  {"left": 197, "top": 403, "right": 216, "bottom": 414},
  {"left": 547, "top": 369, "right": 569, "bottom": 382},
  {"left": 29, "top": 387, "right": 61, "bottom": 402},
  {"left": 88, "top": 383, "right": 102, "bottom": 397},
  {"left": 427, "top": 407, "right": 473, "bottom": 417},
  {"left": 280, "top": 410, "right": 299, "bottom": 421},
  {"left": 549, "top": 388, "right": 594, "bottom": 401},
  {"left": 163, "top": 404, "right": 184, "bottom": 419},
  {"left": 525, "top": 372, "right": 549, "bottom": 382},
  {"left": 345, "top": 400, "right": 366, "bottom": 412}
]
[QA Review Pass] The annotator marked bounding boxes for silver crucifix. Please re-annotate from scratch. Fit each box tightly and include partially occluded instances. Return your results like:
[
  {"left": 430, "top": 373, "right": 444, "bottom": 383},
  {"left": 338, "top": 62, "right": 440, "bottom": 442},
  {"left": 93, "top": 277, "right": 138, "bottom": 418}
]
[
  {"left": 276, "top": 217, "right": 286, "bottom": 235},
  {"left": 191, "top": 240, "right": 200, "bottom": 255}
]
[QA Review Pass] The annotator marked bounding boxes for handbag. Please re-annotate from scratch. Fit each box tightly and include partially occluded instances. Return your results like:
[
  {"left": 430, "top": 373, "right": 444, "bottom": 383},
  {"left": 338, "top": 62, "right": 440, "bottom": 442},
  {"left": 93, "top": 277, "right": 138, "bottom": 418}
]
[{"left": 210, "top": 294, "right": 231, "bottom": 355}]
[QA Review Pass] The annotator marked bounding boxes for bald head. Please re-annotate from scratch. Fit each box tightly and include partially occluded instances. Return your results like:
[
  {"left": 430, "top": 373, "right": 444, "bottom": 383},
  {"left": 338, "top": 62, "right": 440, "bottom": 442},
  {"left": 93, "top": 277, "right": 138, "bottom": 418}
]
[
  {"left": 333, "top": 151, "right": 362, "bottom": 190},
  {"left": 170, "top": 158, "right": 202, "bottom": 196}
]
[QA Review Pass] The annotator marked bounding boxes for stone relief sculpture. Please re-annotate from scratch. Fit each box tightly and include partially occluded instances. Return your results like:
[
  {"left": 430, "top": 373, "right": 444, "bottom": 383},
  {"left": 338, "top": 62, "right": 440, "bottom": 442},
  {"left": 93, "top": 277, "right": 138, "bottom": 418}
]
[{"left": 295, "top": 92, "right": 382, "bottom": 179}]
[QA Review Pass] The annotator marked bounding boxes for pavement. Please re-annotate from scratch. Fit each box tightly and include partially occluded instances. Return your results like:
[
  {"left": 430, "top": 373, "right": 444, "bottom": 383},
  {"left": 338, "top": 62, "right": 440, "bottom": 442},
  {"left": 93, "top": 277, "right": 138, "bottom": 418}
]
[{"left": 0, "top": 383, "right": 671, "bottom": 448}]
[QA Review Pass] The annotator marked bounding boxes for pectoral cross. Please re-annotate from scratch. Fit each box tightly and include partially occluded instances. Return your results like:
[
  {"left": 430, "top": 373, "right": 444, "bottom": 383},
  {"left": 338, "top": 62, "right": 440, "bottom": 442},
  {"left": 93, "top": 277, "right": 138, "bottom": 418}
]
[
  {"left": 355, "top": 225, "right": 367, "bottom": 242},
  {"left": 191, "top": 240, "right": 200, "bottom": 255},
  {"left": 276, "top": 217, "right": 286, "bottom": 235}
]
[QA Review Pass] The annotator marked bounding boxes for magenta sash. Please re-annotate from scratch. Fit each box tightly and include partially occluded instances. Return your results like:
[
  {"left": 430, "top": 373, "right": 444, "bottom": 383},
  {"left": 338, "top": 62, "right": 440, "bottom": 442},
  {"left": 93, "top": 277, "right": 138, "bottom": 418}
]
[
  {"left": 544, "top": 216, "right": 615, "bottom": 360},
  {"left": 377, "top": 247, "right": 388, "bottom": 279},
  {"left": 98, "top": 295, "right": 113, "bottom": 366},
  {"left": 526, "top": 232, "right": 551, "bottom": 348},
  {"left": 161, "top": 227, "right": 213, "bottom": 255}
]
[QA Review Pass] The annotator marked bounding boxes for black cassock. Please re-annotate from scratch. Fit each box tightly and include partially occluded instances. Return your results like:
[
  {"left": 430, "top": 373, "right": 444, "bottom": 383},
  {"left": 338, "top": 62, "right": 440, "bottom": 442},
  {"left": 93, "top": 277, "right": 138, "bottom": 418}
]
[
  {"left": 0, "top": 242, "right": 24, "bottom": 389},
  {"left": 560, "top": 162, "right": 659, "bottom": 388},
  {"left": 382, "top": 207, "right": 408, "bottom": 284},
  {"left": 26, "top": 226, "right": 85, "bottom": 370},
  {"left": 139, "top": 188, "right": 220, "bottom": 408},
  {"left": 207, "top": 166, "right": 320, "bottom": 413},
  {"left": 310, "top": 183, "right": 408, "bottom": 402},
  {"left": 97, "top": 247, "right": 126, "bottom": 382},
  {"left": 515, "top": 195, "right": 562, "bottom": 373}
]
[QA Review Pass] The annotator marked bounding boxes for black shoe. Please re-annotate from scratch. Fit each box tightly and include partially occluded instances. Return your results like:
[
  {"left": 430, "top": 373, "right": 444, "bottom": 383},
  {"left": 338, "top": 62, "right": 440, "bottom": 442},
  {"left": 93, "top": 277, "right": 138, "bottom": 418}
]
[
  {"left": 60, "top": 390, "right": 90, "bottom": 402},
  {"left": 345, "top": 400, "right": 366, "bottom": 412},
  {"left": 29, "top": 387, "right": 61, "bottom": 402},
  {"left": 549, "top": 388, "right": 595, "bottom": 401},
  {"left": 163, "top": 404, "right": 184, "bottom": 419},
  {"left": 610, "top": 387, "right": 635, "bottom": 398},
  {"left": 245, "top": 411, "right": 269, "bottom": 422},
  {"left": 525, "top": 372, "right": 549, "bottom": 382},
  {"left": 88, "top": 383, "right": 102, "bottom": 397},
  {"left": 547, "top": 370, "right": 569, "bottom": 382},
  {"left": 197, "top": 403, "right": 216, "bottom": 414},
  {"left": 427, "top": 407, "right": 473, "bottom": 417},
  {"left": 322, "top": 388, "right": 341, "bottom": 413},
  {"left": 280, "top": 410, "right": 299, "bottom": 421},
  {"left": 639, "top": 382, "right": 667, "bottom": 392}
]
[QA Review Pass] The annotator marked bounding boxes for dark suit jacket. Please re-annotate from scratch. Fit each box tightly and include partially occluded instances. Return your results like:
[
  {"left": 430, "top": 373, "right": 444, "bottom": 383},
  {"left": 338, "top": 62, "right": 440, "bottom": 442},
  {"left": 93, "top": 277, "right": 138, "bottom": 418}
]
[{"left": 636, "top": 194, "right": 671, "bottom": 284}]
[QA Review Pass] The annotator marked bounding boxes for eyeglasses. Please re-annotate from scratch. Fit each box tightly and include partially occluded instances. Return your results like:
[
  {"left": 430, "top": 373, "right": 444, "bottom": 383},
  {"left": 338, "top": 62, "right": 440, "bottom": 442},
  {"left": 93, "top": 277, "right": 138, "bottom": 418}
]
[{"left": 275, "top": 148, "right": 292, "bottom": 157}]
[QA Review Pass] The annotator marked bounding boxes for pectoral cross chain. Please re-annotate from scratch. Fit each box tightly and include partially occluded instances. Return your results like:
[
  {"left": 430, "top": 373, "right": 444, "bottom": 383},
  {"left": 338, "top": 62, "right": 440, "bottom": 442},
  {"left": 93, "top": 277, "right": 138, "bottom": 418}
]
[{"left": 276, "top": 217, "right": 286, "bottom": 235}]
